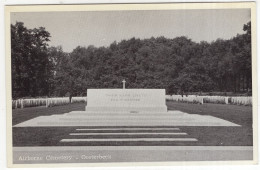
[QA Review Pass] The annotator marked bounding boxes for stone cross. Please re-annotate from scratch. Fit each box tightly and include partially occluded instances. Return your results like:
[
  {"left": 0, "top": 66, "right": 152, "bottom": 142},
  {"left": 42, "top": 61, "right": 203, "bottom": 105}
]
[{"left": 122, "top": 79, "right": 126, "bottom": 89}]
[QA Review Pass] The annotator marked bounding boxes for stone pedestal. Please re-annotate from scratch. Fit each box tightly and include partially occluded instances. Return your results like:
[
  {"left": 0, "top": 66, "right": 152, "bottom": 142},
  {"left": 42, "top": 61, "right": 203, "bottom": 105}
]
[{"left": 85, "top": 89, "right": 167, "bottom": 113}]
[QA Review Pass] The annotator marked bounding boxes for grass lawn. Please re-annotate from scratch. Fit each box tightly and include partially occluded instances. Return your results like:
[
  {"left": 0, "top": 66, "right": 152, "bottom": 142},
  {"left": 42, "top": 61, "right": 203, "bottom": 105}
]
[
  {"left": 167, "top": 102, "right": 252, "bottom": 127},
  {"left": 12, "top": 102, "right": 253, "bottom": 146},
  {"left": 12, "top": 103, "right": 85, "bottom": 125}
]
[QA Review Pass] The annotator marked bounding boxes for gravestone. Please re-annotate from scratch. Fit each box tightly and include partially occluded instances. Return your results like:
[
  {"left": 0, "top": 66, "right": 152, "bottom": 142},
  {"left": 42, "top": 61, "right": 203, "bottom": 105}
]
[{"left": 85, "top": 89, "right": 167, "bottom": 113}]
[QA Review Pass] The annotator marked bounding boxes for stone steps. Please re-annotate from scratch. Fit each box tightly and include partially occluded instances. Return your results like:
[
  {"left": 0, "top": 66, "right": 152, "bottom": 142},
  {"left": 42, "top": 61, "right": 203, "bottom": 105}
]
[{"left": 14, "top": 110, "right": 240, "bottom": 127}]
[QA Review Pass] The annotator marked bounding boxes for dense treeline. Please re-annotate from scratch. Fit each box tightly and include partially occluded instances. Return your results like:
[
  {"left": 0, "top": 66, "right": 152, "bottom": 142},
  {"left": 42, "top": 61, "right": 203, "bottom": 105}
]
[{"left": 11, "top": 21, "right": 252, "bottom": 98}]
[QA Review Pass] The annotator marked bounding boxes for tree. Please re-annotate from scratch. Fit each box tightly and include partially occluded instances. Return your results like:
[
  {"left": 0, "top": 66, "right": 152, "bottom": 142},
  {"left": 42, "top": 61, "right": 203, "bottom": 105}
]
[{"left": 11, "top": 22, "right": 51, "bottom": 98}]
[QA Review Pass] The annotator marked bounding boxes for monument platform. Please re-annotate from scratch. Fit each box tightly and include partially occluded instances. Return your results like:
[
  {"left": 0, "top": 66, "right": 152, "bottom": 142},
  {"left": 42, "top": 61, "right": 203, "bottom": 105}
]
[{"left": 14, "top": 110, "right": 240, "bottom": 127}]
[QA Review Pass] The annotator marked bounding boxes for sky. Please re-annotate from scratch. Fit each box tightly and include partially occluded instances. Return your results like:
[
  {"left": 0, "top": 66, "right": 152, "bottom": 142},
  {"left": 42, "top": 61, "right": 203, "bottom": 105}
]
[{"left": 11, "top": 9, "right": 251, "bottom": 52}]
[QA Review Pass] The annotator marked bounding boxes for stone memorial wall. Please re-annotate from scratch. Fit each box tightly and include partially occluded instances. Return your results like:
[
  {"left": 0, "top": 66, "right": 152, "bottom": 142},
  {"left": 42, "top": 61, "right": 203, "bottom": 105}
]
[{"left": 85, "top": 89, "right": 167, "bottom": 113}]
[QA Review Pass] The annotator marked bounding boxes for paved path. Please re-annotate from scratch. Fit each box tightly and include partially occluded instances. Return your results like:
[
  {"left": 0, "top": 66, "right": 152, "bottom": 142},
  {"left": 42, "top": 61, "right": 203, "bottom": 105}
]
[{"left": 59, "top": 127, "right": 198, "bottom": 144}]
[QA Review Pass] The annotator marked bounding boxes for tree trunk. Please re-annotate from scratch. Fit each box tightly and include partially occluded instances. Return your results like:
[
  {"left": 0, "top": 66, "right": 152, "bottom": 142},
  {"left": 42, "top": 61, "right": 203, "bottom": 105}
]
[
  {"left": 246, "top": 73, "right": 249, "bottom": 91},
  {"left": 237, "top": 74, "right": 240, "bottom": 92},
  {"left": 233, "top": 76, "right": 236, "bottom": 92},
  {"left": 242, "top": 73, "right": 245, "bottom": 92}
]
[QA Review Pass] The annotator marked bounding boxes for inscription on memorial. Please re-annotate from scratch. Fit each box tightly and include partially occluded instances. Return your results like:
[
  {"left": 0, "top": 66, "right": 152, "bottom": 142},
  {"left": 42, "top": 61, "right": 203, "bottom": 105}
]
[
  {"left": 106, "top": 93, "right": 148, "bottom": 102},
  {"left": 85, "top": 89, "right": 168, "bottom": 113}
]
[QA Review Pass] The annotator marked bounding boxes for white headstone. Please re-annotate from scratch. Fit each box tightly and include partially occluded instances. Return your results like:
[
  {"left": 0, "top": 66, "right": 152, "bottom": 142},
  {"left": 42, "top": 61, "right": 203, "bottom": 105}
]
[{"left": 85, "top": 89, "right": 167, "bottom": 113}]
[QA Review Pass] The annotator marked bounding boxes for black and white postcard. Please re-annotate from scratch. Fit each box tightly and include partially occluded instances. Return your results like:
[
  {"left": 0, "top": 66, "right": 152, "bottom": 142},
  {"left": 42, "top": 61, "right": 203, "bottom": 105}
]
[{"left": 5, "top": 2, "right": 257, "bottom": 167}]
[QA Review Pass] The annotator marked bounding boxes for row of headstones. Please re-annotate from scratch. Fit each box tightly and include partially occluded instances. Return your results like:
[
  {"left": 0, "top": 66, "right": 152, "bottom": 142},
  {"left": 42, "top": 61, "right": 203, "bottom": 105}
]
[
  {"left": 12, "top": 95, "right": 252, "bottom": 109},
  {"left": 166, "top": 95, "right": 252, "bottom": 106},
  {"left": 12, "top": 97, "right": 87, "bottom": 109}
]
